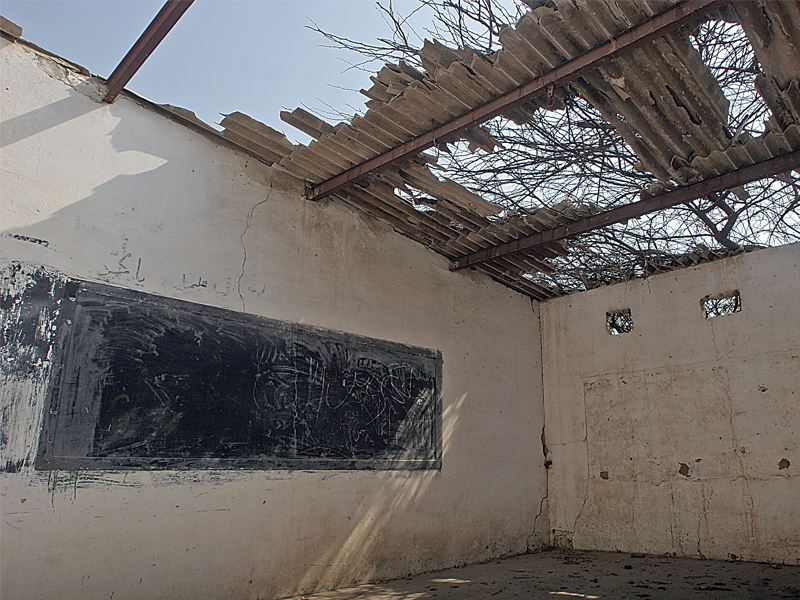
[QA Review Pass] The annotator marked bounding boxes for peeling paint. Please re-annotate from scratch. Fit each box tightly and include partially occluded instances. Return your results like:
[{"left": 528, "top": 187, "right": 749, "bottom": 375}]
[{"left": 1, "top": 260, "right": 67, "bottom": 473}]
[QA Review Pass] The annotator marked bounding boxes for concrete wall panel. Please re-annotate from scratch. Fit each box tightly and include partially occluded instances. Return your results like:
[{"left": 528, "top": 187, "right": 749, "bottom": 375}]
[
  {"left": 543, "top": 243, "right": 800, "bottom": 564},
  {"left": 1, "top": 39, "right": 547, "bottom": 599}
]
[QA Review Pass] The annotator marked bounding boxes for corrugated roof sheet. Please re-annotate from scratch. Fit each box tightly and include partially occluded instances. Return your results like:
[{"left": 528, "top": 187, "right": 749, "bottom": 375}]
[{"left": 222, "top": 0, "right": 800, "bottom": 300}]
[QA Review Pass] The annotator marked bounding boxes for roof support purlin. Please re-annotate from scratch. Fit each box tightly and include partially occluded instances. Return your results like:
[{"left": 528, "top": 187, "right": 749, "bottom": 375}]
[
  {"left": 103, "top": 0, "right": 194, "bottom": 103},
  {"left": 453, "top": 149, "right": 800, "bottom": 270},
  {"left": 308, "top": 0, "right": 722, "bottom": 201}
]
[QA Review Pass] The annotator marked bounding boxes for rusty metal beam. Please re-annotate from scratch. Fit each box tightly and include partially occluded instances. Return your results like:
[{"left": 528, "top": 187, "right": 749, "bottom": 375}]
[
  {"left": 103, "top": 0, "right": 194, "bottom": 103},
  {"left": 452, "top": 149, "right": 800, "bottom": 270},
  {"left": 308, "top": 0, "right": 722, "bottom": 201}
]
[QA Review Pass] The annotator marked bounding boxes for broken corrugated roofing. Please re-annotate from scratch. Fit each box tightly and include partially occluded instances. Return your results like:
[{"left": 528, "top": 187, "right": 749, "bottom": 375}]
[{"left": 221, "top": 0, "right": 800, "bottom": 300}]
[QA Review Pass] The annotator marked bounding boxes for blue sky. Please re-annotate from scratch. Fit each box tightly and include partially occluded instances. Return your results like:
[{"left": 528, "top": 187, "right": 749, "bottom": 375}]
[{"left": 2, "top": 0, "right": 429, "bottom": 143}]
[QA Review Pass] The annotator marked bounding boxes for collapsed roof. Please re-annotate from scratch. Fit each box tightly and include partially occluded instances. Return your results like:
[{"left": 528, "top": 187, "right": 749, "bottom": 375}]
[{"left": 187, "top": 2, "right": 800, "bottom": 298}]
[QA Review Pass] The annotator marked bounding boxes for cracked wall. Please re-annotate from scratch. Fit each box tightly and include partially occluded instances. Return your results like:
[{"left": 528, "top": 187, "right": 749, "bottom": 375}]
[
  {"left": 1, "top": 37, "right": 546, "bottom": 599},
  {"left": 543, "top": 243, "right": 800, "bottom": 565}
]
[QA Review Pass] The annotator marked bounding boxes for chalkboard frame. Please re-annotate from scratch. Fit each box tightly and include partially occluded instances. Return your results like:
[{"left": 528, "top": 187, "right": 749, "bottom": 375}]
[{"left": 36, "top": 280, "right": 442, "bottom": 471}]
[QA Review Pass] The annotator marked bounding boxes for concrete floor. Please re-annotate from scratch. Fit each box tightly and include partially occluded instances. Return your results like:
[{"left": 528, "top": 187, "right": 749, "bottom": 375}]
[{"left": 286, "top": 550, "right": 800, "bottom": 600}]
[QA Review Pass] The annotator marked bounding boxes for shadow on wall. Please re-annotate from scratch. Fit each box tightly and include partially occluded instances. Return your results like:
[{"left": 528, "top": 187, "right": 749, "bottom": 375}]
[
  {"left": 0, "top": 88, "right": 98, "bottom": 149},
  {"left": 297, "top": 392, "right": 469, "bottom": 594},
  {"left": 1, "top": 66, "right": 246, "bottom": 299}
]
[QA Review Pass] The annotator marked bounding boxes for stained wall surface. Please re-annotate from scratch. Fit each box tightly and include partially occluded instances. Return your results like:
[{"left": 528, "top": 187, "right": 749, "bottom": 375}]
[
  {"left": 0, "top": 37, "right": 547, "bottom": 600},
  {"left": 543, "top": 243, "right": 799, "bottom": 565}
]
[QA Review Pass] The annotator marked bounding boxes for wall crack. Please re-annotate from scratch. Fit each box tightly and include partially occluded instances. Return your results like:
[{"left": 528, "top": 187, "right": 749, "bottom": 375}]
[
  {"left": 238, "top": 175, "right": 274, "bottom": 312},
  {"left": 528, "top": 298, "right": 550, "bottom": 551},
  {"left": 528, "top": 486, "right": 549, "bottom": 552}
]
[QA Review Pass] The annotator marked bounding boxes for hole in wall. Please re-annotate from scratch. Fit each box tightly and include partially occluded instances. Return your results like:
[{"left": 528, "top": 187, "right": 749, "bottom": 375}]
[
  {"left": 701, "top": 290, "right": 742, "bottom": 319},
  {"left": 606, "top": 309, "right": 633, "bottom": 335}
]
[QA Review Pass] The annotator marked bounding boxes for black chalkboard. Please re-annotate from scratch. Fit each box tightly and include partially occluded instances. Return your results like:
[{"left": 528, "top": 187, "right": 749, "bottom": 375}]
[{"left": 36, "top": 281, "right": 441, "bottom": 470}]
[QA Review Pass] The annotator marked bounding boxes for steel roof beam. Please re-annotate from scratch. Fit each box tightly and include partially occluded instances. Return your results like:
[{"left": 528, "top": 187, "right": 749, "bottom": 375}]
[
  {"left": 308, "top": 0, "right": 723, "bottom": 201},
  {"left": 452, "top": 149, "right": 800, "bottom": 270},
  {"left": 103, "top": 0, "right": 194, "bottom": 103}
]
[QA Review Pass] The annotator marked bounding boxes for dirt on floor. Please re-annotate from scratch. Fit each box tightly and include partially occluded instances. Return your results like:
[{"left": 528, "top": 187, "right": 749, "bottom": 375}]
[{"left": 284, "top": 549, "right": 800, "bottom": 600}]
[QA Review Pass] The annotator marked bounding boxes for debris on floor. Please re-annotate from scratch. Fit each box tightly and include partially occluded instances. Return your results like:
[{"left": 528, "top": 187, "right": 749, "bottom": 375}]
[{"left": 284, "top": 549, "right": 800, "bottom": 600}]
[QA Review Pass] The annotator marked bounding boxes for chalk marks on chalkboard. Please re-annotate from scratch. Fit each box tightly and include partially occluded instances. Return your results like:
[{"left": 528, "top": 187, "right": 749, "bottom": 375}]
[{"left": 34, "top": 278, "right": 442, "bottom": 471}]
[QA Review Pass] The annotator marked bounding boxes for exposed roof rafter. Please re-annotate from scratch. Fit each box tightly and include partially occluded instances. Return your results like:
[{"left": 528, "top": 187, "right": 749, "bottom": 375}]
[
  {"left": 103, "top": 0, "right": 194, "bottom": 103},
  {"left": 453, "top": 149, "right": 800, "bottom": 270}
]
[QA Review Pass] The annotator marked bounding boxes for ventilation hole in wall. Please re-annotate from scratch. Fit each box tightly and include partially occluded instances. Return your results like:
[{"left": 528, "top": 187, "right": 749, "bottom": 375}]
[
  {"left": 701, "top": 290, "right": 741, "bottom": 319},
  {"left": 606, "top": 309, "right": 633, "bottom": 335}
]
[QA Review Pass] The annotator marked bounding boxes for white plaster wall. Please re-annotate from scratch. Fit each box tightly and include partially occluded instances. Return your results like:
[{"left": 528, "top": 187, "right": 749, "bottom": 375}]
[
  {"left": 1, "top": 38, "right": 547, "bottom": 599},
  {"left": 543, "top": 243, "right": 800, "bottom": 564}
]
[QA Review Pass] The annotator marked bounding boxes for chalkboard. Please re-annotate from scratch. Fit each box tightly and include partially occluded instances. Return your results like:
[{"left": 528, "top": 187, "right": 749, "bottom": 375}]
[{"left": 36, "top": 281, "right": 441, "bottom": 470}]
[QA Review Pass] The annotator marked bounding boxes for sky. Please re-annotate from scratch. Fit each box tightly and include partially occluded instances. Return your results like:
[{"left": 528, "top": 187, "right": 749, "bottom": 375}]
[{"left": 1, "top": 0, "right": 431, "bottom": 144}]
